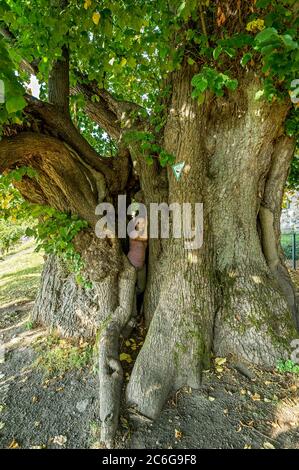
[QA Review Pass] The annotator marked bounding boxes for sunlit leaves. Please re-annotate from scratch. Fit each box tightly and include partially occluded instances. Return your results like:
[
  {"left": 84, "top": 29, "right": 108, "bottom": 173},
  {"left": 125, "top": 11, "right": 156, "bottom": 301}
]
[
  {"left": 5, "top": 95, "right": 26, "bottom": 114},
  {"left": 0, "top": 167, "right": 89, "bottom": 285},
  {"left": 191, "top": 67, "right": 238, "bottom": 102},
  {"left": 246, "top": 19, "right": 265, "bottom": 32},
  {"left": 0, "top": 0, "right": 298, "bottom": 160},
  {"left": 92, "top": 11, "right": 100, "bottom": 26},
  {"left": 84, "top": 0, "right": 92, "bottom": 10}
]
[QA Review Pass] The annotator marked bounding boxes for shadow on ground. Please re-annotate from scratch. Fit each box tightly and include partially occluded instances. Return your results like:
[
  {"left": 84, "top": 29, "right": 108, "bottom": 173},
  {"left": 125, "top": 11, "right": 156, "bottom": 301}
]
[{"left": 0, "top": 243, "right": 298, "bottom": 449}]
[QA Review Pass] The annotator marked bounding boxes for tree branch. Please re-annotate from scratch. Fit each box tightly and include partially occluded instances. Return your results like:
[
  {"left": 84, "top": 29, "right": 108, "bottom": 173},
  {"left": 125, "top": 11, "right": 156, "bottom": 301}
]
[
  {"left": 0, "top": 132, "right": 102, "bottom": 225},
  {"left": 25, "top": 94, "right": 121, "bottom": 191},
  {"left": 72, "top": 82, "right": 121, "bottom": 140},
  {"left": 48, "top": 46, "right": 70, "bottom": 114}
]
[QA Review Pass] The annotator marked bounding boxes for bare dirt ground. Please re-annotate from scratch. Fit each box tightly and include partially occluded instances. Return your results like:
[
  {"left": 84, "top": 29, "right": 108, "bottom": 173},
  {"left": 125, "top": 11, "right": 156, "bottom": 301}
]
[{"left": 0, "top": 245, "right": 298, "bottom": 449}]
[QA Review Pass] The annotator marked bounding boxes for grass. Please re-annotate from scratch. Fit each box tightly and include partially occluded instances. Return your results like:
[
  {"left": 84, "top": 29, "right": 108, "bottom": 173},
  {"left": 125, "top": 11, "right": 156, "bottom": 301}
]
[
  {"left": 277, "top": 359, "right": 299, "bottom": 374},
  {"left": 0, "top": 239, "right": 44, "bottom": 307},
  {"left": 33, "top": 332, "right": 94, "bottom": 376}
]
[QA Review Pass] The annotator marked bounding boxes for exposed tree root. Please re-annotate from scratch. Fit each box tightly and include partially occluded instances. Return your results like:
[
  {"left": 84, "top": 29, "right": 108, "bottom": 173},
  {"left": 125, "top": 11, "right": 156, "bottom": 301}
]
[{"left": 98, "top": 257, "right": 136, "bottom": 448}]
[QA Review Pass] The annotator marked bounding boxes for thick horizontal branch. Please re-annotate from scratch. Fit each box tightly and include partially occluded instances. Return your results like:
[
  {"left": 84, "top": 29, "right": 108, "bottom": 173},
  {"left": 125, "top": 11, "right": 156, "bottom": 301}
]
[
  {"left": 25, "top": 95, "right": 121, "bottom": 191},
  {"left": 0, "top": 132, "right": 102, "bottom": 225}
]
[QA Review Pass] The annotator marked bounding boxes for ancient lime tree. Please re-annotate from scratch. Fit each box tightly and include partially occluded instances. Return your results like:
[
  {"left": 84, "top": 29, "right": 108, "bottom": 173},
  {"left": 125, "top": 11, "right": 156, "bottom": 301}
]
[{"left": 0, "top": 0, "right": 299, "bottom": 441}]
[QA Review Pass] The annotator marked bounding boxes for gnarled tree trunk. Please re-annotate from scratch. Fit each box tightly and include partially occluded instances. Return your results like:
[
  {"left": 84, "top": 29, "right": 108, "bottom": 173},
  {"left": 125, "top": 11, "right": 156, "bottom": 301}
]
[
  {"left": 126, "top": 70, "right": 298, "bottom": 420},
  {"left": 1, "top": 61, "right": 298, "bottom": 442}
]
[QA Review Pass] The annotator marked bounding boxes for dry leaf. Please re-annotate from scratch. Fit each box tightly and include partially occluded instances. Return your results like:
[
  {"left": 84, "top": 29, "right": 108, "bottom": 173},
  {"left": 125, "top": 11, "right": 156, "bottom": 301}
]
[
  {"left": 119, "top": 353, "right": 132, "bottom": 364},
  {"left": 208, "top": 396, "right": 215, "bottom": 402},
  {"left": 8, "top": 439, "right": 20, "bottom": 449},
  {"left": 53, "top": 435, "right": 67, "bottom": 446},
  {"left": 263, "top": 442, "right": 275, "bottom": 449},
  {"left": 92, "top": 12, "right": 101, "bottom": 25},
  {"left": 251, "top": 393, "right": 261, "bottom": 401},
  {"left": 84, "top": 0, "right": 91, "bottom": 9},
  {"left": 215, "top": 357, "right": 226, "bottom": 366},
  {"left": 175, "top": 429, "right": 182, "bottom": 440}
]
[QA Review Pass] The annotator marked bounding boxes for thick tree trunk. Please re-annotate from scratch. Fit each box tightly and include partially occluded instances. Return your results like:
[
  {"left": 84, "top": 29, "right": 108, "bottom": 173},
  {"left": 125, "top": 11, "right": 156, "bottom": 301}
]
[
  {"left": 32, "top": 229, "right": 125, "bottom": 337},
  {"left": 3, "top": 66, "right": 297, "bottom": 439},
  {"left": 126, "top": 70, "right": 298, "bottom": 419}
]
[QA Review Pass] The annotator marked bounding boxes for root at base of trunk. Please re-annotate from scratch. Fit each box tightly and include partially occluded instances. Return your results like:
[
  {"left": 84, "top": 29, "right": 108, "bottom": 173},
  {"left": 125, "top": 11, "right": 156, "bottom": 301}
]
[{"left": 98, "top": 257, "right": 136, "bottom": 448}]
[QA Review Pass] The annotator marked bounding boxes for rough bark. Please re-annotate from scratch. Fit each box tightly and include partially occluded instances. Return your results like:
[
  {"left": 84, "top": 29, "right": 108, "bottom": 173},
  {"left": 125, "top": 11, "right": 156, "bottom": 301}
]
[
  {"left": 98, "top": 256, "right": 136, "bottom": 447},
  {"left": 126, "top": 70, "right": 298, "bottom": 420},
  {"left": 1, "top": 59, "right": 298, "bottom": 442},
  {"left": 32, "top": 230, "right": 122, "bottom": 338}
]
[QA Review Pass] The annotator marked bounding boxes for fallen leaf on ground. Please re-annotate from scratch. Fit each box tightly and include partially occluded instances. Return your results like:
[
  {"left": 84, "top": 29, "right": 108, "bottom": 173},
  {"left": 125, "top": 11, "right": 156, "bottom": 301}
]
[
  {"left": 215, "top": 357, "right": 226, "bottom": 366},
  {"left": 8, "top": 439, "right": 20, "bottom": 449},
  {"left": 119, "top": 353, "right": 132, "bottom": 364},
  {"left": 53, "top": 435, "right": 67, "bottom": 446},
  {"left": 175, "top": 429, "right": 182, "bottom": 440},
  {"left": 263, "top": 442, "right": 275, "bottom": 449},
  {"left": 251, "top": 393, "right": 261, "bottom": 401}
]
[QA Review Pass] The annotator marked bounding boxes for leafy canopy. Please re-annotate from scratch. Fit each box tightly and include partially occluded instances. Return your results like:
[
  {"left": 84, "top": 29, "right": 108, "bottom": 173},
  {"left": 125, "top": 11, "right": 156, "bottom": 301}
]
[
  {"left": 0, "top": 0, "right": 298, "bottom": 122},
  {"left": 0, "top": 0, "right": 298, "bottom": 245}
]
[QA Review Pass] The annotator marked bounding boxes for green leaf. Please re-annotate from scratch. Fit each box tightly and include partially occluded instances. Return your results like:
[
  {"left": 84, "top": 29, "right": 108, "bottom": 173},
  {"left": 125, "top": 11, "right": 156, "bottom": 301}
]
[
  {"left": 213, "top": 46, "right": 222, "bottom": 60},
  {"left": 240, "top": 53, "right": 252, "bottom": 66},
  {"left": 177, "top": 1, "right": 186, "bottom": 17},
  {"left": 226, "top": 79, "right": 238, "bottom": 91},
  {"left": 281, "top": 35, "right": 298, "bottom": 50},
  {"left": 255, "top": 27, "right": 279, "bottom": 45},
  {"left": 191, "top": 74, "right": 208, "bottom": 93},
  {"left": 5, "top": 95, "right": 26, "bottom": 114},
  {"left": 256, "top": 0, "right": 272, "bottom": 8}
]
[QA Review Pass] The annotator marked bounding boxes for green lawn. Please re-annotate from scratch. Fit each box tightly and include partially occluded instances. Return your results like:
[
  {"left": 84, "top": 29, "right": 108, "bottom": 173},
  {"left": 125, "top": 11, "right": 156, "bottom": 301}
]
[{"left": 0, "top": 240, "right": 44, "bottom": 308}]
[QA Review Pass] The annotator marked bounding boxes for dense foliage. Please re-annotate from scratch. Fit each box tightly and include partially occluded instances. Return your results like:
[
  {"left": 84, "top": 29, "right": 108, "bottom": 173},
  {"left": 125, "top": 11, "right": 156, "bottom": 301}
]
[
  {"left": 0, "top": 168, "right": 89, "bottom": 284},
  {"left": 0, "top": 0, "right": 298, "bottom": 260}
]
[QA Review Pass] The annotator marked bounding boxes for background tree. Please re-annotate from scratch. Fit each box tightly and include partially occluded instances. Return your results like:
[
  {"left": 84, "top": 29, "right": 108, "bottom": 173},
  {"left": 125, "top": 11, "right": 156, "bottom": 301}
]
[{"left": 0, "top": 0, "right": 299, "bottom": 444}]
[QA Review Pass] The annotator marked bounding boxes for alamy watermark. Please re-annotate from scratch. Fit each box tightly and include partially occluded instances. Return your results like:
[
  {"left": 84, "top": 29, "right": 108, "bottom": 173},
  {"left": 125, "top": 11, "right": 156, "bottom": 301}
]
[{"left": 95, "top": 195, "right": 203, "bottom": 250}]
